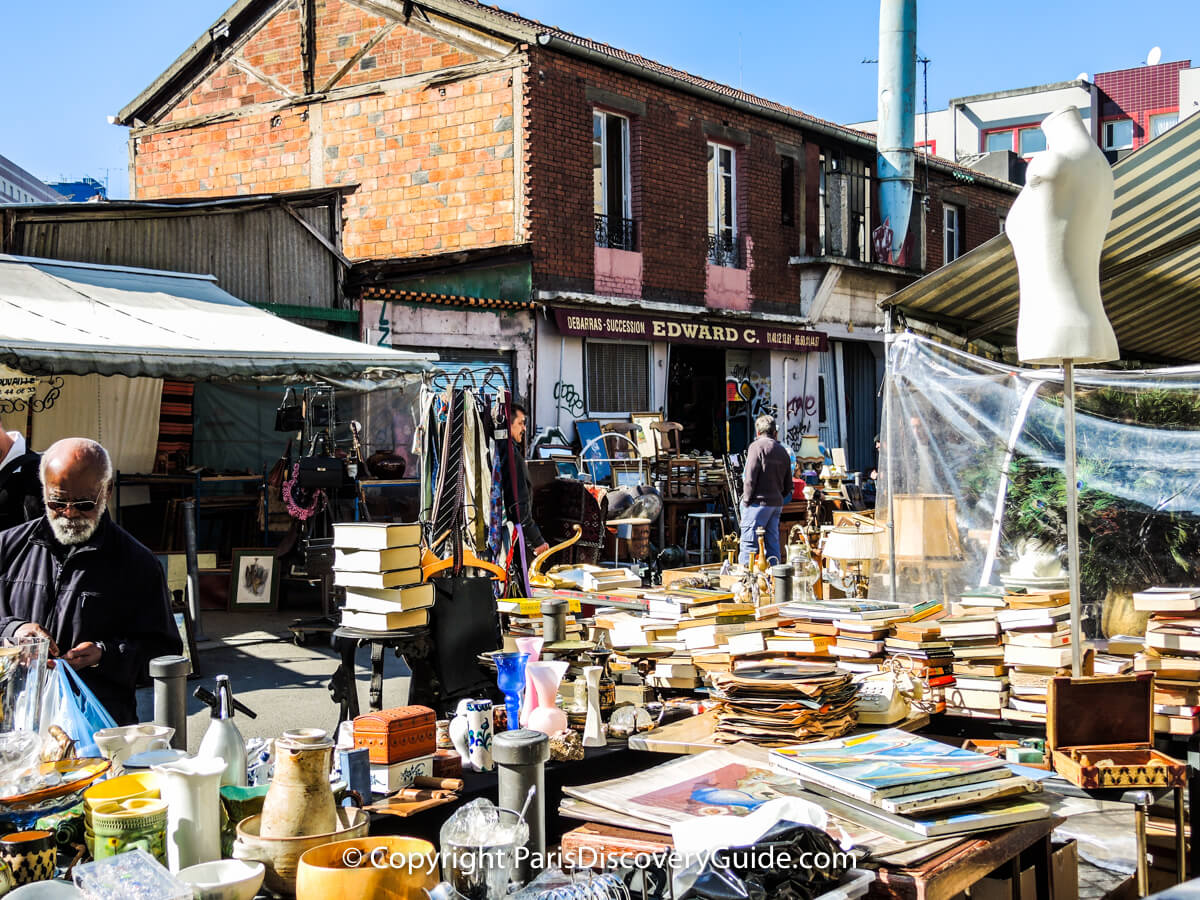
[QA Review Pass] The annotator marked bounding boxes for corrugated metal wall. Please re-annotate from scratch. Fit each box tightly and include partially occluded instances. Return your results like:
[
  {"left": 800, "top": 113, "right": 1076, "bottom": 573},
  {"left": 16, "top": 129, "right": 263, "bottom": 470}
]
[{"left": 12, "top": 201, "right": 340, "bottom": 310}]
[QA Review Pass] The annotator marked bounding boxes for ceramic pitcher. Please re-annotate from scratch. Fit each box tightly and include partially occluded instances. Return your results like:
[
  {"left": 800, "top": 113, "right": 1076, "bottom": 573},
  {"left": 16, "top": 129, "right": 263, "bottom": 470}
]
[
  {"left": 94, "top": 723, "right": 174, "bottom": 772},
  {"left": 152, "top": 755, "right": 225, "bottom": 872},
  {"left": 260, "top": 728, "right": 337, "bottom": 839}
]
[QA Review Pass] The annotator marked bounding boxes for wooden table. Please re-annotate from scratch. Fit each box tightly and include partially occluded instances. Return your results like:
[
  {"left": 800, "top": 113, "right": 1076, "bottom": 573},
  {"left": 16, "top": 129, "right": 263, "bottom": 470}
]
[
  {"left": 627, "top": 708, "right": 931, "bottom": 754},
  {"left": 867, "top": 816, "right": 1064, "bottom": 900}
]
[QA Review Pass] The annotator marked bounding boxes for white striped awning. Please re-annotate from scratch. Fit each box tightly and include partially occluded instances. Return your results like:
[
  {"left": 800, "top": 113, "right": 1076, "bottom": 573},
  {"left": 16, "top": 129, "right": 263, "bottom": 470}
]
[{"left": 882, "top": 111, "right": 1200, "bottom": 363}]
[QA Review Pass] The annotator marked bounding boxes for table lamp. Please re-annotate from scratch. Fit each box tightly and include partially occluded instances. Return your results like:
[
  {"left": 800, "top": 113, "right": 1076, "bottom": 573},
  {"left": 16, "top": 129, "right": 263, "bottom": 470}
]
[
  {"left": 796, "top": 434, "right": 823, "bottom": 466},
  {"left": 822, "top": 523, "right": 884, "bottom": 598},
  {"left": 1008, "top": 106, "right": 1118, "bottom": 677}
]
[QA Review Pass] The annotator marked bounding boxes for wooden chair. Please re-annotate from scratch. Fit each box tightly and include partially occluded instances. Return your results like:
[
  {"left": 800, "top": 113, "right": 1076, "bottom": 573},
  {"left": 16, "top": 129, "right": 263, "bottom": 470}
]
[
  {"left": 649, "top": 421, "right": 699, "bottom": 499},
  {"left": 602, "top": 422, "right": 639, "bottom": 460}
]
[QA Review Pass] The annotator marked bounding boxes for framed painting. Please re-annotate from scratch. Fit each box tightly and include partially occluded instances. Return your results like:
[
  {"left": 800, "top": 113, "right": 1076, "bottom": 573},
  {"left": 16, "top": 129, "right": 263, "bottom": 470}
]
[
  {"left": 630, "top": 411, "right": 663, "bottom": 458},
  {"left": 575, "top": 419, "right": 612, "bottom": 485},
  {"left": 230, "top": 548, "right": 280, "bottom": 610}
]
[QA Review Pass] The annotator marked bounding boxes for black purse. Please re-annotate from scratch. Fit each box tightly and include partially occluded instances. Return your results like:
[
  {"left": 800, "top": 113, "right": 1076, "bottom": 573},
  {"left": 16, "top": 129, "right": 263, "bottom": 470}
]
[
  {"left": 297, "top": 455, "right": 346, "bottom": 488},
  {"left": 274, "top": 387, "right": 303, "bottom": 433}
]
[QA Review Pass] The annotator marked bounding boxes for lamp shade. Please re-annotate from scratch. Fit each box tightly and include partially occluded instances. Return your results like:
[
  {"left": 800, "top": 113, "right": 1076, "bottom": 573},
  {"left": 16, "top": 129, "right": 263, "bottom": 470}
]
[
  {"left": 823, "top": 525, "right": 884, "bottom": 561},
  {"left": 891, "top": 493, "right": 963, "bottom": 561},
  {"left": 796, "top": 434, "right": 822, "bottom": 461}
]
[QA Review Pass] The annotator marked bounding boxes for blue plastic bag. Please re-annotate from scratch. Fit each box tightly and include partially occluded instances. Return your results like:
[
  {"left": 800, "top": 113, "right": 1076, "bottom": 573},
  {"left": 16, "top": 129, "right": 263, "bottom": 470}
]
[{"left": 51, "top": 663, "right": 117, "bottom": 757}]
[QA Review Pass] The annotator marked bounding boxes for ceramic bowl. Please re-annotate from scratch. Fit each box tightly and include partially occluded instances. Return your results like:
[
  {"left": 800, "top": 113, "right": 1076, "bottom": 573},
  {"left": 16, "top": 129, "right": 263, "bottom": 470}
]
[
  {"left": 233, "top": 807, "right": 369, "bottom": 895},
  {"left": 8, "top": 881, "right": 83, "bottom": 898},
  {"left": 177, "top": 859, "right": 266, "bottom": 900},
  {"left": 82, "top": 772, "right": 159, "bottom": 822},
  {"left": 296, "top": 836, "right": 438, "bottom": 900}
]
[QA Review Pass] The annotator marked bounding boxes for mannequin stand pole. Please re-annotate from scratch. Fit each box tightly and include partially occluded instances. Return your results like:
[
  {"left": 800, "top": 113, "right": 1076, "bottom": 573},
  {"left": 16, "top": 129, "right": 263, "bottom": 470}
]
[{"left": 1063, "top": 360, "right": 1083, "bottom": 677}]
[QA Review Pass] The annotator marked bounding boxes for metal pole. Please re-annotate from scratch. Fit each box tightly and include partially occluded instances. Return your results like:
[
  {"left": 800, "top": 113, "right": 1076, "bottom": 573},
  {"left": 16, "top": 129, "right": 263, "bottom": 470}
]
[
  {"left": 182, "top": 498, "right": 207, "bottom": 642},
  {"left": 493, "top": 729, "right": 548, "bottom": 884},
  {"left": 1063, "top": 361, "right": 1083, "bottom": 677},
  {"left": 883, "top": 326, "right": 898, "bottom": 606},
  {"left": 149, "top": 655, "right": 190, "bottom": 749}
]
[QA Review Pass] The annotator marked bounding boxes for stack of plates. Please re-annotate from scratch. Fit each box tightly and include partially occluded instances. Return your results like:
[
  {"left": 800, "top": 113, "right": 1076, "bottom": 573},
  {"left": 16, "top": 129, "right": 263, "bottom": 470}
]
[{"left": 999, "top": 574, "right": 1069, "bottom": 592}]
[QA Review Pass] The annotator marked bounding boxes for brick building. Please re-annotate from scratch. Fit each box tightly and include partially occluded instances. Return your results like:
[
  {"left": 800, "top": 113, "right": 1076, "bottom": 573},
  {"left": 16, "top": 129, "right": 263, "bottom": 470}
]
[{"left": 119, "top": 0, "right": 1016, "bottom": 470}]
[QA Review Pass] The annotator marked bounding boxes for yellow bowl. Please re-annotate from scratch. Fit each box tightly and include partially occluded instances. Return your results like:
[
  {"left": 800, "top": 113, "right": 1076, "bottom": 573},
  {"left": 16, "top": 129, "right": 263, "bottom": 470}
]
[
  {"left": 84, "top": 772, "right": 159, "bottom": 812},
  {"left": 296, "top": 836, "right": 438, "bottom": 899}
]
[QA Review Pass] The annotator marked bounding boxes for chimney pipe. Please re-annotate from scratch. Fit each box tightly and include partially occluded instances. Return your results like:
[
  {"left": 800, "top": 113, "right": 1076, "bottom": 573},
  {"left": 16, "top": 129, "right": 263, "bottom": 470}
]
[{"left": 876, "top": 0, "right": 916, "bottom": 266}]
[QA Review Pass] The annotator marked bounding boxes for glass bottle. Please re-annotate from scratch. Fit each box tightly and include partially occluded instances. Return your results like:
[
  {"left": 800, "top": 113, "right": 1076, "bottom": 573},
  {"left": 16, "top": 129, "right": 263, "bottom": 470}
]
[{"left": 790, "top": 538, "right": 820, "bottom": 604}]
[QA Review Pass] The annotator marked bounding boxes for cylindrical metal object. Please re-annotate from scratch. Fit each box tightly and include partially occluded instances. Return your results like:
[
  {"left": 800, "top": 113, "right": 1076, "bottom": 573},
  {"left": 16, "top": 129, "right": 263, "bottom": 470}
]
[
  {"left": 771, "top": 564, "right": 793, "bottom": 605},
  {"left": 493, "top": 729, "right": 549, "bottom": 884},
  {"left": 182, "top": 498, "right": 207, "bottom": 642},
  {"left": 149, "top": 655, "right": 191, "bottom": 750},
  {"left": 540, "top": 599, "right": 567, "bottom": 649}
]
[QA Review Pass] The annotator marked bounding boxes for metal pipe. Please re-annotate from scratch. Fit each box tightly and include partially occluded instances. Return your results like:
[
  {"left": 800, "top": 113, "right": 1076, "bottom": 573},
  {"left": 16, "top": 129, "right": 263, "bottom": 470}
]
[
  {"left": 149, "top": 655, "right": 191, "bottom": 750},
  {"left": 883, "top": 321, "right": 898, "bottom": 607},
  {"left": 493, "top": 729, "right": 549, "bottom": 884},
  {"left": 1063, "top": 361, "right": 1083, "bottom": 676},
  {"left": 182, "top": 498, "right": 207, "bottom": 642},
  {"left": 876, "top": 0, "right": 916, "bottom": 264},
  {"left": 540, "top": 599, "right": 567, "bottom": 652}
]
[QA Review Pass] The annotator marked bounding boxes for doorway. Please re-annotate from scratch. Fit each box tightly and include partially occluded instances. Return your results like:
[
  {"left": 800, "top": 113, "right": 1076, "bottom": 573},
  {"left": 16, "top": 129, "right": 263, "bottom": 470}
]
[{"left": 667, "top": 345, "right": 725, "bottom": 453}]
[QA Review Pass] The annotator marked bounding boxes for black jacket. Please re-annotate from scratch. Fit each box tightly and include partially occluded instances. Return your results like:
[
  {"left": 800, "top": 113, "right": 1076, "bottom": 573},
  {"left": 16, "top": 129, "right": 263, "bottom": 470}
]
[
  {"left": 499, "top": 440, "right": 545, "bottom": 548},
  {"left": 0, "top": 450, "right": 43, "bottom": 534},
  {"left": 0, "top": 514, "right": 181, "bottom": 724}
]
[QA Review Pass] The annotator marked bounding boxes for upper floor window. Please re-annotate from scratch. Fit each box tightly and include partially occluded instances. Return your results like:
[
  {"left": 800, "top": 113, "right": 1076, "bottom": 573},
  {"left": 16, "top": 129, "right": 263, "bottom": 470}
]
[
  {"left": 1103, "top": 119, "right": 1134, "bottom": 151},
  {"left": 593, "top": 110, "right": 633, "bottom": 250},
  {"left": 818, "top": 151, "right": 871, "bottom": 262},
  {"left": 707, "top": 142, "right": 738, "bottom": 267},
  {"left": 1018, "top": 127, "right": 1046, "bottom": 155},
  {"left": 985, "top": 131, "right": 1012, "bottom": 153},
  {"left": 943, "top": 203, "right": 964, "bottom": 263},
  {"left": 1149, "top": 111, "right": 1179, "bottom": 139},
  {"left": 983, "top": 124, "right": 1046, "bottom": 157}
]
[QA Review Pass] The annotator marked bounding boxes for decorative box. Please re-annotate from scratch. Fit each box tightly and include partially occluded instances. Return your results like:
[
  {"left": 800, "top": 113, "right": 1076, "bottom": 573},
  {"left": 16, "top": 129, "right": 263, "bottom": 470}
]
[
  {"left": 1047, "top": 673, "right": 1186, "bottom": 789},
  {"left": 353, "top": 705, "right": 435, "bottom": 765},
  {"left": 369, "top": 754, "right": 434, "bottom": 795}
]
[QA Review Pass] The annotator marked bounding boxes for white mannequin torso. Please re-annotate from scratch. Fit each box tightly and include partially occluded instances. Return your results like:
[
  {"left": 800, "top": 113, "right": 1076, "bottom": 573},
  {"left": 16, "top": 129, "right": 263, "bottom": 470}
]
[{"left": 1009, "top": 106, "right": 1118, "bottom": 365}]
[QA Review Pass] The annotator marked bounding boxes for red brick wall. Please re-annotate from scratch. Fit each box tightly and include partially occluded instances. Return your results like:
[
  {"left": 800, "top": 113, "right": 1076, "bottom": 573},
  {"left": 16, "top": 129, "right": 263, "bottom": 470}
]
[
  {"left": 923, "top": 169, "right": 1014, "bottom": 271},
  {"left": 133, "top": 0, "right": 519, "bottom": 261},
  {"left": 1094, "top": 61, "right": 1188, "bottom": 148}
]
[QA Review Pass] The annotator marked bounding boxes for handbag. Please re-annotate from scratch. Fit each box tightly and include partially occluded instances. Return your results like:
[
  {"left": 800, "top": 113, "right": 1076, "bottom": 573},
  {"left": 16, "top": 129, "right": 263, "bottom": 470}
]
[
  {"left": 274, "top": 387, "right": 303, "bottom": 433},
  {"left": 297, "top": 454, "right": 346, "bottom": 489},
  {"left": 430, "top": 574, "right": 500, "bottom": 698}
]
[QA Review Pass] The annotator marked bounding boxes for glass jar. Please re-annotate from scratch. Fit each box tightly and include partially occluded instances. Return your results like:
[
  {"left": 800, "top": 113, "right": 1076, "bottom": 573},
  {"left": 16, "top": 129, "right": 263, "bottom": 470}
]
[{"left": 790, "top": 539, "right": 820, "bottom": 604}]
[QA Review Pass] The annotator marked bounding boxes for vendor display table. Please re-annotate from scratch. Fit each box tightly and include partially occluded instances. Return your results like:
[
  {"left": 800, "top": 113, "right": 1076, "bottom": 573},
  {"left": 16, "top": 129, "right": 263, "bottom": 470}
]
[{"left": 867, "top": 816, "right": 1063, "bottom": 900}]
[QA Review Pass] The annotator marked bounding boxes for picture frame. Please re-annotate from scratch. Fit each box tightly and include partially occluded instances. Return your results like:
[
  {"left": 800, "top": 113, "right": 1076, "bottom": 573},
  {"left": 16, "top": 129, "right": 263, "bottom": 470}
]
[
  {"left": 156, "top": 552, "right": 217, "bottom": 596},
  {"left": 575, "top": 419, "right": 612, "bottom": 485},
  {"left": 630, "top": 411, "right": 663, "bottom": 458},
  {"left": 230, "top": 548, "right": 280, "bottom": 610},
  {"left": 173, "top": 610, "right": 200, "bottom": 678}
]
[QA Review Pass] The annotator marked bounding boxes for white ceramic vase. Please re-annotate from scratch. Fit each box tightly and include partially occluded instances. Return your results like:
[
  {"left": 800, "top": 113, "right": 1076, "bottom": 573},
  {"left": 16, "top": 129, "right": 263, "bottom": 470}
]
[
  {"left": 448, "top": 699, "right": 471, "bottom": 764},
  {"left": 582, "top": 666, "right": 605, "bottom": 748},
  {"left": 465, "top": 699, "right": 494, "bottom": 772},
  {"left": 152, "top": 755, "right": 225, "bottom": 872}
]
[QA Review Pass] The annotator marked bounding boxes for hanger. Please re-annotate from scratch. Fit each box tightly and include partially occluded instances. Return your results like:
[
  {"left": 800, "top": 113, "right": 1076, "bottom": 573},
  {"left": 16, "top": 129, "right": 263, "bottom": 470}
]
[{"left": 421, "top": 528, "right": 506, "bottom": 581}]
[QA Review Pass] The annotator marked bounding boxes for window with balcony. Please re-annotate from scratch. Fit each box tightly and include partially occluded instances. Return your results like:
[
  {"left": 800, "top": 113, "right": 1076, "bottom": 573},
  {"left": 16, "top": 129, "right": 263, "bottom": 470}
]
[
  {"left": 585, "top": 341, "right": 650, "bottom": 414},
  {"left": 593, "top": 110, "right": 633, "bottom": 251},
  {"left": 707, "top": 142, "right": 738, "bottom": 267},
  {"left": 943, "top": 203, "right": 964, "bottom": 263},
  {"left": 817, "top": 151, "right": 871, "bottom": 262},
  {"left": 1149, "top": 111, "right": 1179, "bottom": 139}
]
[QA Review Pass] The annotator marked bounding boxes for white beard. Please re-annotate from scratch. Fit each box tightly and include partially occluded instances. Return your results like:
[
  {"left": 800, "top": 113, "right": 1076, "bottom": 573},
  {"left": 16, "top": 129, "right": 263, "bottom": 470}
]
[{"left": 46, "top": 495, "right": 106, "bottom": 546}]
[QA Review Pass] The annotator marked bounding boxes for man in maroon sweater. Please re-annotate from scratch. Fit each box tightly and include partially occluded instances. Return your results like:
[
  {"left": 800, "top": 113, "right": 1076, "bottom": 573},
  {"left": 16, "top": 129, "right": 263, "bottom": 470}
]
[{"left": 739, "top": 415, "right": 793, "bottom": 566}]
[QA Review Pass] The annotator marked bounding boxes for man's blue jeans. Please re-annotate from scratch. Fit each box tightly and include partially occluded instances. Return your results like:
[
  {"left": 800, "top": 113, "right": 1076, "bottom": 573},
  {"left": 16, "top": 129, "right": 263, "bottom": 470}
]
[{"left": 739, "top": 503, "right": 782, "bottom": 566}]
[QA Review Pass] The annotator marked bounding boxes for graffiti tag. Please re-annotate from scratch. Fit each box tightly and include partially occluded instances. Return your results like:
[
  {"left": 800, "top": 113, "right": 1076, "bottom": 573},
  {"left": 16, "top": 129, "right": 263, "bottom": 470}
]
[{"left": 553, "top": 381, "right": 584, "bottom": 416}]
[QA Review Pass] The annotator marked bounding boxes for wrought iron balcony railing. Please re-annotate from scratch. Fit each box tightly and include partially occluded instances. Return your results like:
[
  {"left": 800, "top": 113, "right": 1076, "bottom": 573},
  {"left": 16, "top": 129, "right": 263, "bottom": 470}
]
[
  {"left": 707, "top": 231, "right": 742, "bottom": 268},
  {"left": 594, "top": 214, "right": 637, "bottom": 251}
]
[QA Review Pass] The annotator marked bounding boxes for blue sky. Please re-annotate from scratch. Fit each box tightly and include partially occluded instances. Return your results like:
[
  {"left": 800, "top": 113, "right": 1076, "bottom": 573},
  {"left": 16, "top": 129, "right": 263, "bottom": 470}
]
[{"left": 2, "top": 1, "right": 1193, "bottom": 198}]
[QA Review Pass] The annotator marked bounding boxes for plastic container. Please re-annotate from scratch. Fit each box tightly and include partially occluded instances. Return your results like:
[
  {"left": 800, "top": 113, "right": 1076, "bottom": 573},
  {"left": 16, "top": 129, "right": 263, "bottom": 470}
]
[
  {"left": 72, "top": 848, "right": 191, "bottom": 900},
  {"left": 814, "top": 869, "right": 875, "bottom": 900}
]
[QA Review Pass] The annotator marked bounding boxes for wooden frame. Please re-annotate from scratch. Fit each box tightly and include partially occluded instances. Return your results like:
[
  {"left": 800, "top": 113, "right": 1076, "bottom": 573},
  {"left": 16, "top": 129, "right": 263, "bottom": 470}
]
[
  {"left": 229, "top": 548, "right": 280, "bottom": 610},
  {"left": 630, "top": 411, "right": 662, "bottom": 458},
  {"left": 575, "top": 419, "right": 612, "bottom": 485}
]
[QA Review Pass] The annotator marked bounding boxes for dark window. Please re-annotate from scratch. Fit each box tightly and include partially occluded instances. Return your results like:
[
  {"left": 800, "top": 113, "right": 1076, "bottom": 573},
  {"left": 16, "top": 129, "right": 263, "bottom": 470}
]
[
  {"left": 586, "top": 342, "right": 650, "bottom": 414},
  {"left": 781, "top": 155, "right": 795, "bottom": 227}
]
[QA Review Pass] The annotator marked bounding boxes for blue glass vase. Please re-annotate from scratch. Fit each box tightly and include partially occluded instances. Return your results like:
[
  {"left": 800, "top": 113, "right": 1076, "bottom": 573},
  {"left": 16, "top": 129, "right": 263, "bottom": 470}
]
[{"left": 493, "top": 652, "right": 528, "bottom": 731}]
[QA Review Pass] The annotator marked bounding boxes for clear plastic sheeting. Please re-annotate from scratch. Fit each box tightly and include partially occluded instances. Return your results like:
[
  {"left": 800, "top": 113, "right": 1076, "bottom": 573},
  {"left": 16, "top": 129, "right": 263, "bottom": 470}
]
[{"left": 877, "top": 333, "right": 1200, "bottom": 636}]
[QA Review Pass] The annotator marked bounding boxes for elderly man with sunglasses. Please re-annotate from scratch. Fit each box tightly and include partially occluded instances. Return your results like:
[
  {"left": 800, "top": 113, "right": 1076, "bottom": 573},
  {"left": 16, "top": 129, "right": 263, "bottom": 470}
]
[{"left": 0, "top": 438, "right": 181, "bottom": 724}]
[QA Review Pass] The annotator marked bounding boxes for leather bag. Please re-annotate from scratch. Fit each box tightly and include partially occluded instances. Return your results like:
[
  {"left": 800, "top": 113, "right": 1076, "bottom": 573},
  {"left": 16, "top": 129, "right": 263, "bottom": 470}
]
[
  {"left": 297, "top": 454, "right": 346, "bottom": 488},
  {"left": 274, "top": 387, "right": 303, "bottom": 433}
]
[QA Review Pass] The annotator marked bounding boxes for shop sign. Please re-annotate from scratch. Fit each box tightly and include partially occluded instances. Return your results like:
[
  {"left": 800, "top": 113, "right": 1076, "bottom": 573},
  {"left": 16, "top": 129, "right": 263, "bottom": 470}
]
[
  {"left": 553, "top": 309, "right": 826, "bottom": 352},
  {"left": 0, "top": 366, "right": 37, "bottom": 402}
]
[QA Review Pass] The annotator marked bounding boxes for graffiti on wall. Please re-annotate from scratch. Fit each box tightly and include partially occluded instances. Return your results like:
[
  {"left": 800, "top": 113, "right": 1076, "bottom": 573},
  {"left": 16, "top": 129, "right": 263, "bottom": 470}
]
[
  {"left": 553, "top": 380, "right": 584, "bottom": 417},
  {"left": 726, "top": 364, "right": 775, "bottom": 418},
  {"left": 785, "top": 391, "right": 819, "bottom": 447}
]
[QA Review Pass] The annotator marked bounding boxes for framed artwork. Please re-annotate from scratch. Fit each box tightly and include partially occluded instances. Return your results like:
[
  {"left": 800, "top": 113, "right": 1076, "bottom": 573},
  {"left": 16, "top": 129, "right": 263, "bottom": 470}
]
[
  {"left": 230, "top": 548, "right": 280, "bottom": 610},
  {"left": 156, "top": 552, "right": 217, "bottom": 596},
  {"left": 575, "top": 419, "right": 612, "bottom": 485},
  {"left": 173, "top": 610, "right": 200, "bottom": 678},
  {"left": 631, "top": 411, "right": 663, "bottom": 458}
]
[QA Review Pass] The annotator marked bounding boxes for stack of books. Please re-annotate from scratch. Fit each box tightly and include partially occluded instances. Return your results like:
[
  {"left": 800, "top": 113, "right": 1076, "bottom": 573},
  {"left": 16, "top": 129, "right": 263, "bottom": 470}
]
[
  {"left": 998, "top": 590, "right": 1071, "bottom": 723},
  {"left": 498, "top": 596, "right": 583, "bottom": 650},
  {"left": 940, "top": 612, "right": 1005, "bottom": 718},
  {"left": 1135, "top": 586, "right": 1200, "bottom": 735},
  {"left": 333, "top": 522, "right": 430, "bottom": 631},
  {"left": 769, "top": 729, "right": 1049, "bottom": 839}
]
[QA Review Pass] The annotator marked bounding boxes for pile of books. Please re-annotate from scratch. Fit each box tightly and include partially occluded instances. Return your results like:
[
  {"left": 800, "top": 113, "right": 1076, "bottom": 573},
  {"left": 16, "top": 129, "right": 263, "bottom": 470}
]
[
  {"left": 332, "top": 522, "right": 431, "bottom": 631},
  {"left": 999, "top": 589, "right": 1072, "bottom": 724},
  {"left": 498, "top": 596, "right": 583, "bottom": 650},
  {"left": 709, "top": 658, "right": 858, "bottom": 745},
  {"left": 940, "top": 594, "right": 1005, "bottom": 718},
  {"left": 769, "top": 728, "right": 1050, "bottom": 840},
  {"left": 1134, "top": 586, "right": 1200, "bottom": 735}
]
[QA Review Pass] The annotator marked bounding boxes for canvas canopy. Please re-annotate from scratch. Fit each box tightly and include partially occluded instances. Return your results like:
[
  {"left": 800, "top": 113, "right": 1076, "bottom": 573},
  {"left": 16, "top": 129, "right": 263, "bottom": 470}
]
[{"left": 0, "top": 254, "right": 432, "bottom": 382}]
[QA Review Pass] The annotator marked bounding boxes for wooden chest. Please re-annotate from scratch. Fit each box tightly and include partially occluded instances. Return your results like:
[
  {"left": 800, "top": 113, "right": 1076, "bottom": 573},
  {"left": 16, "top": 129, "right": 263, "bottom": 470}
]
[
  {"left": 353, "top": 706, "right": 435, "bottom": 765},
  {"left": 1047, "top": 673, "right": 1186, "bottom": 789}
]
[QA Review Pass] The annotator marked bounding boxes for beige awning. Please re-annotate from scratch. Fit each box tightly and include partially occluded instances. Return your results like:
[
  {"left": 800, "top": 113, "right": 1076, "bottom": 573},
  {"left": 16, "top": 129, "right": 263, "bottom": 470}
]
[{"left": 882, "top": 111, "right": 1200, "bottom": 363}]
